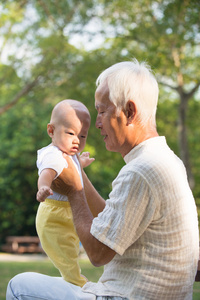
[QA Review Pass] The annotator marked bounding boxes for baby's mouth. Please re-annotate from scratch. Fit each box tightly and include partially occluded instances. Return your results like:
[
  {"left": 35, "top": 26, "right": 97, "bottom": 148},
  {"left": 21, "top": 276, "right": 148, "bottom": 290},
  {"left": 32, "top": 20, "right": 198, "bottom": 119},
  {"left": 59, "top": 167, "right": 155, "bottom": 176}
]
[{"left": 71, "top": 146, "right": 79, "bottom": 152}]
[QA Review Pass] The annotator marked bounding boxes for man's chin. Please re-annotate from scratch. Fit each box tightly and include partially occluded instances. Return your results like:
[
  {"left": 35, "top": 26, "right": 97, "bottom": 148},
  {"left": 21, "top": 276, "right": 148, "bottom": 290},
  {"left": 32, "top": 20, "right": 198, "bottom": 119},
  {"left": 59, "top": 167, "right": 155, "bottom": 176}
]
[{"left": 105, "top": 143, "right": 115, "bottom": 153}]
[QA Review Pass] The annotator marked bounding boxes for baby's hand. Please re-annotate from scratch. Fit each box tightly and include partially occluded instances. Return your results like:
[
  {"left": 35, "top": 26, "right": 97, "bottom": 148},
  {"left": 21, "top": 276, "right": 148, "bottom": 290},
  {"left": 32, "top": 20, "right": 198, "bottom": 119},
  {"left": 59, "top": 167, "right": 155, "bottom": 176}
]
[
  {"left": 36, "top": 186, "right": 53, "bottom": 202},
  {"left": 79, "top": 152, "right": 95, "bottom": 168}
]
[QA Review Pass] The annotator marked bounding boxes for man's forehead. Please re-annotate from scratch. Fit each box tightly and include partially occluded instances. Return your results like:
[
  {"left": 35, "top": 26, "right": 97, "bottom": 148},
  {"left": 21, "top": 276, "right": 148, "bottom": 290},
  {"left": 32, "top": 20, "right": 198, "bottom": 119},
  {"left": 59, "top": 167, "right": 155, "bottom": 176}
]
[{"left": 95, "top": 82, "right": 110, "bottom": 109}]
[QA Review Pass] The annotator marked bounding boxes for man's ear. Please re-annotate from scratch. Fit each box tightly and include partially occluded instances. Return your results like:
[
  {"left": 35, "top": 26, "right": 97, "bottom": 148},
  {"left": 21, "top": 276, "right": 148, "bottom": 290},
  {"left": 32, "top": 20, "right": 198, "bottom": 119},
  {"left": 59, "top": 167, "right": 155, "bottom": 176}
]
[
  {"left": 125, "top": 100, "right": 136, "bottom": 124},
  {"left": 47, "top": 123, "right": 54, "bottom": 138}
]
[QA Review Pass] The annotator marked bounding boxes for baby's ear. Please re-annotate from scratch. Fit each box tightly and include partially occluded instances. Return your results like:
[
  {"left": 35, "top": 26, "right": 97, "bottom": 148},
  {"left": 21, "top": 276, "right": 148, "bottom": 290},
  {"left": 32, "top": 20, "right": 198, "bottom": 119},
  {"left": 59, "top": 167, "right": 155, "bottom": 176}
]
[{"left": 47, "top": 123, "right": 54, "bottom": 138}]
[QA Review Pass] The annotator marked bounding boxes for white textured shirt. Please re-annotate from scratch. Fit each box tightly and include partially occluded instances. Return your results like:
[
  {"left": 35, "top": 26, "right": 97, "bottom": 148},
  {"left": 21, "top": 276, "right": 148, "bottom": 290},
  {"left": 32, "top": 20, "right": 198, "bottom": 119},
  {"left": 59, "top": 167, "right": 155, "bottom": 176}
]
[
  {"left": 83, "top": 137, "right": 199, "bottom": 299},
  {"left": 37, "top": 144, "right": 83, "bottom": 201}
]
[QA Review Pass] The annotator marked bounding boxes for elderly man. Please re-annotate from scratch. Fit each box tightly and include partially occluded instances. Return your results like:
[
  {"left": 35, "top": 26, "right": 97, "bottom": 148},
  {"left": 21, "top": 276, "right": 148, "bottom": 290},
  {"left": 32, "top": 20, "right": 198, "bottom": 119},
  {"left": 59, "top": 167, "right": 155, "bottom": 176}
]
[{"left": 6, "top": 59, "right": 199, "bottom": 300}]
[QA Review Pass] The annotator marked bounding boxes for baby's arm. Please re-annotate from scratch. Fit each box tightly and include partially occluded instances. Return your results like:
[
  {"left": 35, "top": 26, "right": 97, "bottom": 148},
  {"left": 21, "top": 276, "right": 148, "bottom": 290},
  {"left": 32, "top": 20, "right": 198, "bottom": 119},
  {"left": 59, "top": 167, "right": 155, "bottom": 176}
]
[
  {"left": 79, "top": 152, "right": 95, "bottom": 168},
  {"left": 37, "top": 168, "right": 57, "bottom": 202}
]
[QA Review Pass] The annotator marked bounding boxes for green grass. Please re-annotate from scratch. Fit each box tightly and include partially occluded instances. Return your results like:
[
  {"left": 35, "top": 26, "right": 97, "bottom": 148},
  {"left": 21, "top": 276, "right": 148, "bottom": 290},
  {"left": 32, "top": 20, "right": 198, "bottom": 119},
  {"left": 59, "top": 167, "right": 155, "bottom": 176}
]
[
  {"left": 193, "top": 282, "right": 200, "bottom": 300},
  {"left": 0, "top": 258, "right": 200, "bottom": 300},
  {"left": 0, "top": 258, "right": 103, "bottom": 300}
]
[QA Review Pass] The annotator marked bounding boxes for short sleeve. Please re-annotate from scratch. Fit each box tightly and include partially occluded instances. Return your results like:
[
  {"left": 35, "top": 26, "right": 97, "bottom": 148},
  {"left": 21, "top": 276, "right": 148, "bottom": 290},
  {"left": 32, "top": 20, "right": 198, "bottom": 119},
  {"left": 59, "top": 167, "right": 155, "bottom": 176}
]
[
  {"left": 37, "top": 146, "right": 68, "bottom": 178},
  {"left": 91, "top": 170, "right": 157, "bottom": 255}
]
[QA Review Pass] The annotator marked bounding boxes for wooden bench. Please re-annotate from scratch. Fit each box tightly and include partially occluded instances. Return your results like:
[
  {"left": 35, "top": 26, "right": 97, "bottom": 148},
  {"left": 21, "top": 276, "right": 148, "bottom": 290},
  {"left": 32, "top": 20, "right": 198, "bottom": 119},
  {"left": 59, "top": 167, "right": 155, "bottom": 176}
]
[{"left": 1, "top": 236, "right": 44, "bottom": 254}]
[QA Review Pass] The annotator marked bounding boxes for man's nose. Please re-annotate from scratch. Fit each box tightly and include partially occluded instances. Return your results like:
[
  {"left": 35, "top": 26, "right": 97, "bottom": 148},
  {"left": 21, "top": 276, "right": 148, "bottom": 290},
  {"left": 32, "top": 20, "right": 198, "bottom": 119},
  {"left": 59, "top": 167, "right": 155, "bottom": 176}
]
[{"left": 95, "top": 116, "right": 102, "bottom": 129}]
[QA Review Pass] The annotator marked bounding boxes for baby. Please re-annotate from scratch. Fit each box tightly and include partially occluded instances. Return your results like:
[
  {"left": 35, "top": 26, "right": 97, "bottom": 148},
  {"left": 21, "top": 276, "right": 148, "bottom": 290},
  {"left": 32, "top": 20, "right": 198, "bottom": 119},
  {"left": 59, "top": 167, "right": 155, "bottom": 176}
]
[{"left": 36, "top": 99, "right": 94, "bottom": 287}]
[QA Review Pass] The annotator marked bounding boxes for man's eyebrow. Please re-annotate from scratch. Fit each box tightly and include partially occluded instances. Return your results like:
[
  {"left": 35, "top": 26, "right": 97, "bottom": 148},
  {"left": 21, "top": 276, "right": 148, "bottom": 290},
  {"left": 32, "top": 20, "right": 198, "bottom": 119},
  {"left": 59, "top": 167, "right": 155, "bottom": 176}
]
[
  {"left": 95, "top": 103, "right": 106, "bottom": 109},
  {"left": 95, "top": 104, "right": 100, "bottom": 110}
]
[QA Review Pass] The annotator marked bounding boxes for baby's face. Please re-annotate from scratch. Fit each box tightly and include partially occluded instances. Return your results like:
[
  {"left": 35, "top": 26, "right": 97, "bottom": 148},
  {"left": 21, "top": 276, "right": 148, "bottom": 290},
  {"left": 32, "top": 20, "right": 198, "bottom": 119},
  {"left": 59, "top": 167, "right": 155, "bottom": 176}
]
[{"left": 51, "top": 110, "right": 90, "bottom": 155}]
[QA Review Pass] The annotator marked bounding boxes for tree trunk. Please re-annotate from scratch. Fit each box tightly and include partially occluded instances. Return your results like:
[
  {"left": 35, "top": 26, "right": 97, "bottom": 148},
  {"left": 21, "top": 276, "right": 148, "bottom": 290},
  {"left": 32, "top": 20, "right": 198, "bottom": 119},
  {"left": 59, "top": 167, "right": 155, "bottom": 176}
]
[{"left": 177, "top": 91, "right": 195, "bottom": 189}]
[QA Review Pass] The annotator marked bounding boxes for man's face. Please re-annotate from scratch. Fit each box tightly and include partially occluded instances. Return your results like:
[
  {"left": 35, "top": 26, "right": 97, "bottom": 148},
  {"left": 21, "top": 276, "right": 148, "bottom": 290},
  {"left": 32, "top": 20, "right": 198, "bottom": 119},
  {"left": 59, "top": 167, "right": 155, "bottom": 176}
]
[{"left": 95, "top": 81, "right": 130, "bottom": 157}]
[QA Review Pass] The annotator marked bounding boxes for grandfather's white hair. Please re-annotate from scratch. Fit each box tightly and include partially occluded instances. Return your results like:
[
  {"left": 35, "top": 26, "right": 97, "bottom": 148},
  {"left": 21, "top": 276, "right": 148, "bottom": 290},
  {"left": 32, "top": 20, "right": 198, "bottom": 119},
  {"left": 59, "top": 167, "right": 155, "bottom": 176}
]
[{"left": 96, "top": 58, "right": 159, "bottom": 127}]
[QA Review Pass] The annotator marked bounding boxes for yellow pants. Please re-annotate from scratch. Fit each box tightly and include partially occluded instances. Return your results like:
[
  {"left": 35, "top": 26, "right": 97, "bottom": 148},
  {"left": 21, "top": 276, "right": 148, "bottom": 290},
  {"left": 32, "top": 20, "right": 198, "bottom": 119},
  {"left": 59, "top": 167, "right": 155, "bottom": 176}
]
[{"left": 36, "top": 199, "right": 87, "bottom": 287}]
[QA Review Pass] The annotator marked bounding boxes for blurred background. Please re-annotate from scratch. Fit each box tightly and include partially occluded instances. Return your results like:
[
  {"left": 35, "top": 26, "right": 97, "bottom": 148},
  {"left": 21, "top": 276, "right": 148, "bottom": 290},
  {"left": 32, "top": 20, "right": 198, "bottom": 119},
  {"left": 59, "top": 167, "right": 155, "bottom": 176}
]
[{"left": 0, "top": 0, "right": 200, "bottom": 245}]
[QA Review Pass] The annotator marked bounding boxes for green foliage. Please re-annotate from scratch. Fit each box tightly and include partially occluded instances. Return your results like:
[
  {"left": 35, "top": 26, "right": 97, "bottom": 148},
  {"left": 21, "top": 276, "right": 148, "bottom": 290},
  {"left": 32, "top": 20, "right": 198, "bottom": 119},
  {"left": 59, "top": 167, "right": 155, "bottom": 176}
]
[
  {"left": 0, "top": 96, "right": 52, "bottom": 242},
  {"left": 187, "top": 99, "right": 200, "bottom": 215}
]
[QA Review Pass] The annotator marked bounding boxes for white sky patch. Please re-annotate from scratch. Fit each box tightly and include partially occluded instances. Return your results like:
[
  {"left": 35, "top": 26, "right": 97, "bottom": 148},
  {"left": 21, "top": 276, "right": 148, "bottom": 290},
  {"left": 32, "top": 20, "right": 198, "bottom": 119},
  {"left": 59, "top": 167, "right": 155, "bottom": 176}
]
[{"left": 64, "top": 17, "right": 115, "bottom": 51}]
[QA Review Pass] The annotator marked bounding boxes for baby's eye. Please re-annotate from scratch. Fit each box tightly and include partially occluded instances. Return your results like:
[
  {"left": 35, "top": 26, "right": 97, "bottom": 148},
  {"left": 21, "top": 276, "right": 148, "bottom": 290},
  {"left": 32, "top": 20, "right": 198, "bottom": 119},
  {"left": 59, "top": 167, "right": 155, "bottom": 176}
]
[
  {"left": 81, "top": 135, "right": 86, "bottom": 139},
  {"left": 66, "top": 132, "right": 74, "bottom": 135}
]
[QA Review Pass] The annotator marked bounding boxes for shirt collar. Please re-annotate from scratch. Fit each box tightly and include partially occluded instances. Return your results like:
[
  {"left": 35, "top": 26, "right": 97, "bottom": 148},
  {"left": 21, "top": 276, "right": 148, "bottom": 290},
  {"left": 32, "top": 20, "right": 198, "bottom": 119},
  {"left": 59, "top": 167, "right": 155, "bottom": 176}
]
[{"left": 124, "top": 136, "right": 166, "bottom": 164}]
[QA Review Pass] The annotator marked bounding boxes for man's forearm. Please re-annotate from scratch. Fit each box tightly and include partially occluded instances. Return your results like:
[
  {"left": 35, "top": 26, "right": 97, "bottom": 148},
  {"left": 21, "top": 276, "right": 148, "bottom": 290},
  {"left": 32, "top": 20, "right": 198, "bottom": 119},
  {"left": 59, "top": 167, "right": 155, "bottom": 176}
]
[
  {"left": 83, "top": 171, "right": 106, "bottom": 217},
  {"left": 68, "top": 188, "right": 116, "bottom": 267}
]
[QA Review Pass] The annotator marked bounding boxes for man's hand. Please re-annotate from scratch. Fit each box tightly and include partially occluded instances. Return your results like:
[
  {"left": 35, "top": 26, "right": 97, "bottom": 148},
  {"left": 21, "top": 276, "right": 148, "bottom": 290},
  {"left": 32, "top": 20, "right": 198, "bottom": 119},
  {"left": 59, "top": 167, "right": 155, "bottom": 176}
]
[{"left": 51, "top": 154, "right": 82, "bottom": 196}]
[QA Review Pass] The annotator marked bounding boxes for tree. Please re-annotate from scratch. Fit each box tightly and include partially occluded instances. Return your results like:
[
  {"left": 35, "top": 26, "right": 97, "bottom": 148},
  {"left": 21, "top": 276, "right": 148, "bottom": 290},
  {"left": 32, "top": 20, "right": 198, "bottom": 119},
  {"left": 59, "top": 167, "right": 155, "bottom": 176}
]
[
  {"left": 0, "top": 0, "right": 97, "bottom": 114},
  {"left": 89, "top": 0, "right": 200, "bottom": 188}
]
